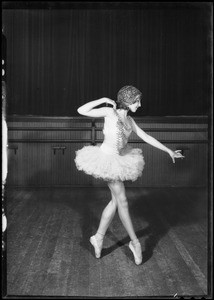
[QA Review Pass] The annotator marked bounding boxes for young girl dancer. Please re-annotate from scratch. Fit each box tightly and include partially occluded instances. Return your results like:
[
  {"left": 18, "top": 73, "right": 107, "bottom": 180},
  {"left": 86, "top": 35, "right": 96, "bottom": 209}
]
[{"left": 75, "top": 86, "right": 184, "bottom": 265}]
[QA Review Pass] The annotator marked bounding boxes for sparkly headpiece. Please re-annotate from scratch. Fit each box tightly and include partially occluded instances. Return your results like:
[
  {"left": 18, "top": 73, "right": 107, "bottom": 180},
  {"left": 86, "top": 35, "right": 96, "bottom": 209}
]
[{"left": 117, "top": 86, "right": 142, "bottom": 107}]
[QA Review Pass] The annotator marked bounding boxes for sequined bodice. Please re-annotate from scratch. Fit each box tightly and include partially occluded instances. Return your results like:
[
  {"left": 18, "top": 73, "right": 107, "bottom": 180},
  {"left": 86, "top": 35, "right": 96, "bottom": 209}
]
[{"left": 100, "top": 110, "right": 132, "bottom": 155}]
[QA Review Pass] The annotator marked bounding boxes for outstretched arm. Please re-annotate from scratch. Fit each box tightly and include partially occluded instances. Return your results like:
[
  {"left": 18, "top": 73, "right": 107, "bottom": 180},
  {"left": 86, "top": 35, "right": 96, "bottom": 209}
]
[
  {"left": 130, "top": 118, "right": 185, "bottom": 163},
  {"left": 77, "top": 98, "right": 116, "bottom": 118}
]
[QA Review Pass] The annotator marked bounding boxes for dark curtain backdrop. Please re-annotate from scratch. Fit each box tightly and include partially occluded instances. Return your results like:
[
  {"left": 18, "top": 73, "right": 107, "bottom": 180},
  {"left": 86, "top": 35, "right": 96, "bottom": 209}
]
[{"left": 2, "top": 4, "right": 211, "bottom": 116}]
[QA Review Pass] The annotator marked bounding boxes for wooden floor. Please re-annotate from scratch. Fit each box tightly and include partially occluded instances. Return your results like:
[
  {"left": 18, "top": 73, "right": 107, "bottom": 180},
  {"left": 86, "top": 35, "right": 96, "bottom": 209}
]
[{"left": 5, "top": 187, "right": 209, "bottom": 297}]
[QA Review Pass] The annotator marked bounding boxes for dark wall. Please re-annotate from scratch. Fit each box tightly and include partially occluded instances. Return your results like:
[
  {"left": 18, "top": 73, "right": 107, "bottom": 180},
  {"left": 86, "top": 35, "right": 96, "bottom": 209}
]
[{"left": 2, "top": 3, "right": 212, "bottom": 116}]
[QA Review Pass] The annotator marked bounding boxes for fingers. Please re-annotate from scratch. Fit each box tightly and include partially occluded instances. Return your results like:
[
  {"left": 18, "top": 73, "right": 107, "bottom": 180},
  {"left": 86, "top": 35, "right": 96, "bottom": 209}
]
[
  {"left": 175, "top": 150, "right": 185, "bottom": 159},
  {"left": 171, "top": 150, "right": 185, "bottom": 163},
  {"left": 108, "top": 100, "right": 116, "bottom": 109},
  {"left": 175, "top": 150, "right": 182, "bottom": 155},
  {"left": 176, "top": 155, "right": 185, "bottom": 159}
]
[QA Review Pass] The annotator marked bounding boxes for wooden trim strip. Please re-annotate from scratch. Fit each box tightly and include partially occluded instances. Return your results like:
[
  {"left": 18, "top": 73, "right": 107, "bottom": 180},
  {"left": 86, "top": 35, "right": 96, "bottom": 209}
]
[
  {"left": 8, "top": 139, "right": 208, "bottom": 144},
  {"left": 96, "top": 128, "right": 208, "bottom": 132},
  {"left": 5, "top": 185, "right": 208, "bottom": 189},
  {"left": 8, "top": 127, "right": 92, "bottom": 131},
  {"left": 8, "top": 139, "right": 92, "bottom": 143},
  {"left": 7, "top": 127, "right": 208, "bottom": 132},
  {"left": 6, "top": 115, "right": 209, "bottom": 124}
]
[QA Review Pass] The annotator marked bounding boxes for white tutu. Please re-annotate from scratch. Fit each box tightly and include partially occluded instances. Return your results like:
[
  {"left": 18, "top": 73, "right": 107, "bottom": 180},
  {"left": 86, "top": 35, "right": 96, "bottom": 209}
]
[{"left": 75, "top": 144, "right": 145, "bottom": 182}]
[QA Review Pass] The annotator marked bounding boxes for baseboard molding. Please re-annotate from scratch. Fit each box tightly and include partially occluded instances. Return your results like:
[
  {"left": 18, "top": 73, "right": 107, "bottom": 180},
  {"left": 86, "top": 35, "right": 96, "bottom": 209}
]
[{"left": 5, "top": 185, "right": 208, "bottom": 189}]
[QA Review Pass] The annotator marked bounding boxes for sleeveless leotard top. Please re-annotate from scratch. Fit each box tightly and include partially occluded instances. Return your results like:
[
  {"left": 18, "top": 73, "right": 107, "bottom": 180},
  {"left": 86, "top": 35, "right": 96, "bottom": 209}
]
[{"left": 100, "top": 110, "right": 133, "bottom": 155}]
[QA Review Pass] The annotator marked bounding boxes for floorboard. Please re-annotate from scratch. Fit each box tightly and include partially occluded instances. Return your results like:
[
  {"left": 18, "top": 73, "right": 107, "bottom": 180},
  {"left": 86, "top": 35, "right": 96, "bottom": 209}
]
[{"left": 5, "top": 187, "right": 209, "bottom": 297}]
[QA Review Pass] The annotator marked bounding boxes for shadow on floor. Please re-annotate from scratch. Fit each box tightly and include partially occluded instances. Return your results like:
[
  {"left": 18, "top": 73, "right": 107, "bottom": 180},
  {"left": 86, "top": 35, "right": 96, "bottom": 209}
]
[{"left": 30, "top": 186, "right": 207, "bottom": 265}]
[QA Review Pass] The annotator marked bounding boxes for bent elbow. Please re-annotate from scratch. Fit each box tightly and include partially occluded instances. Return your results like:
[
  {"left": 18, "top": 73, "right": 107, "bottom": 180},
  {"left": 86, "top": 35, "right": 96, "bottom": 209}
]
[{"left": 77, "top": 107, "right": 83, "bottom": 115}]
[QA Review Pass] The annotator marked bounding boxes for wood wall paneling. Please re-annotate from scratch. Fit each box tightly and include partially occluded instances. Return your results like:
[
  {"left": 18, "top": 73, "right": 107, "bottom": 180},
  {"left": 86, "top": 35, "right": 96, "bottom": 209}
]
[{"left": 6, "top": 116, "right": 208, "bottom": 187}]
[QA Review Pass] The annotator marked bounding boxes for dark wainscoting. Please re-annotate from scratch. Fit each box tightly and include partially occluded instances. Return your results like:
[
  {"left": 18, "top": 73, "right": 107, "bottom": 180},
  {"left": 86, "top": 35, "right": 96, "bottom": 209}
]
[{"left": 6, "top": 115, "right": 208, "bottom": 187}]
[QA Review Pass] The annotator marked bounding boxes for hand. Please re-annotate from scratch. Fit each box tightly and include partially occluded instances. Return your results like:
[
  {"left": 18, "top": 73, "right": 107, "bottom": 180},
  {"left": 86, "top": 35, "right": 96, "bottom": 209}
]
[
  {"left": 105, "top": 98, "right": 116, "bottom": 109},
  {"left": 168, "top": 149, "right": 185, "bottom": 163}
]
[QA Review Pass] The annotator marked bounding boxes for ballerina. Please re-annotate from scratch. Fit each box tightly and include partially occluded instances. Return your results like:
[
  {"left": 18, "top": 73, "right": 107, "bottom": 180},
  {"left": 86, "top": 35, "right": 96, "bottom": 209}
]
[{"left": 75, "top": 85, "right": 184, "bottom": 265}]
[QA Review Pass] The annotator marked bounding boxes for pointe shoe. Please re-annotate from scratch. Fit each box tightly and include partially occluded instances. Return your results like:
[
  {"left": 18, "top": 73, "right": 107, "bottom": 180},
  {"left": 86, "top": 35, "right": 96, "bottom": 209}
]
[
  {"left": 129, "top": 240, "right": 142, "bottom": 265},
  {"left": 90, "top": 235, "right": 102, "bottom": 258}
]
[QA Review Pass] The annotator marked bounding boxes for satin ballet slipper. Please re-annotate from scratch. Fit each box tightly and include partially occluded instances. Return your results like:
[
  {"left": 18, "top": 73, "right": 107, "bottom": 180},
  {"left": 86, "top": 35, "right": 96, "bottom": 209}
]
[
  {"left": 90, "top": 235, "right": 102, "bottom": 258},
  {"left": 129, "top": 240, "right": 142, "bottom": 265}
]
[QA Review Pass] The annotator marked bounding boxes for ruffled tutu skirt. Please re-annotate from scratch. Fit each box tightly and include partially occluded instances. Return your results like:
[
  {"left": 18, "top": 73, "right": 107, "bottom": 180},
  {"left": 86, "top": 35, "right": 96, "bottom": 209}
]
[{"left": 74, "top": 144, "right": 145, "bottom": 182}]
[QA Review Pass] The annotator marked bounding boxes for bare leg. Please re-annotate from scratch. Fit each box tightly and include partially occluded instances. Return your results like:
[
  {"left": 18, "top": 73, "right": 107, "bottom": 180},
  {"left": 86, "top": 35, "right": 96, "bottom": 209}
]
[
  {"left": 90, "top": 182, "right": 117, "bottom": 258},
  {"left": 108, "top": 181, "right": 142, "bottom": 265},
  {"left": 96, "top": 185, "right": 117, "bottom": 237},
  {"left": 108, "top": 181, "right": 137, "bottom": 241}
]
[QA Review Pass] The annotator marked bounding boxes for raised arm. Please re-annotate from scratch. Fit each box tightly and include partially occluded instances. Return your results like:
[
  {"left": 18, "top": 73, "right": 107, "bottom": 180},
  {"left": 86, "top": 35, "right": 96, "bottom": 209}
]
[
  {"left": 77, "top": 97, "right": 116, "bottom": 118},
  {"left": 130, "top": 117, "right": 185, "bottom": 163}
]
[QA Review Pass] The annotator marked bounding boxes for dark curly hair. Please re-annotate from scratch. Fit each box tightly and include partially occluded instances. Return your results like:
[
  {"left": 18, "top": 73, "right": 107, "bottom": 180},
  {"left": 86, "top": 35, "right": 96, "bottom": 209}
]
[{"left": 116, "top": 85, "right": 142, "bottom": 110}]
